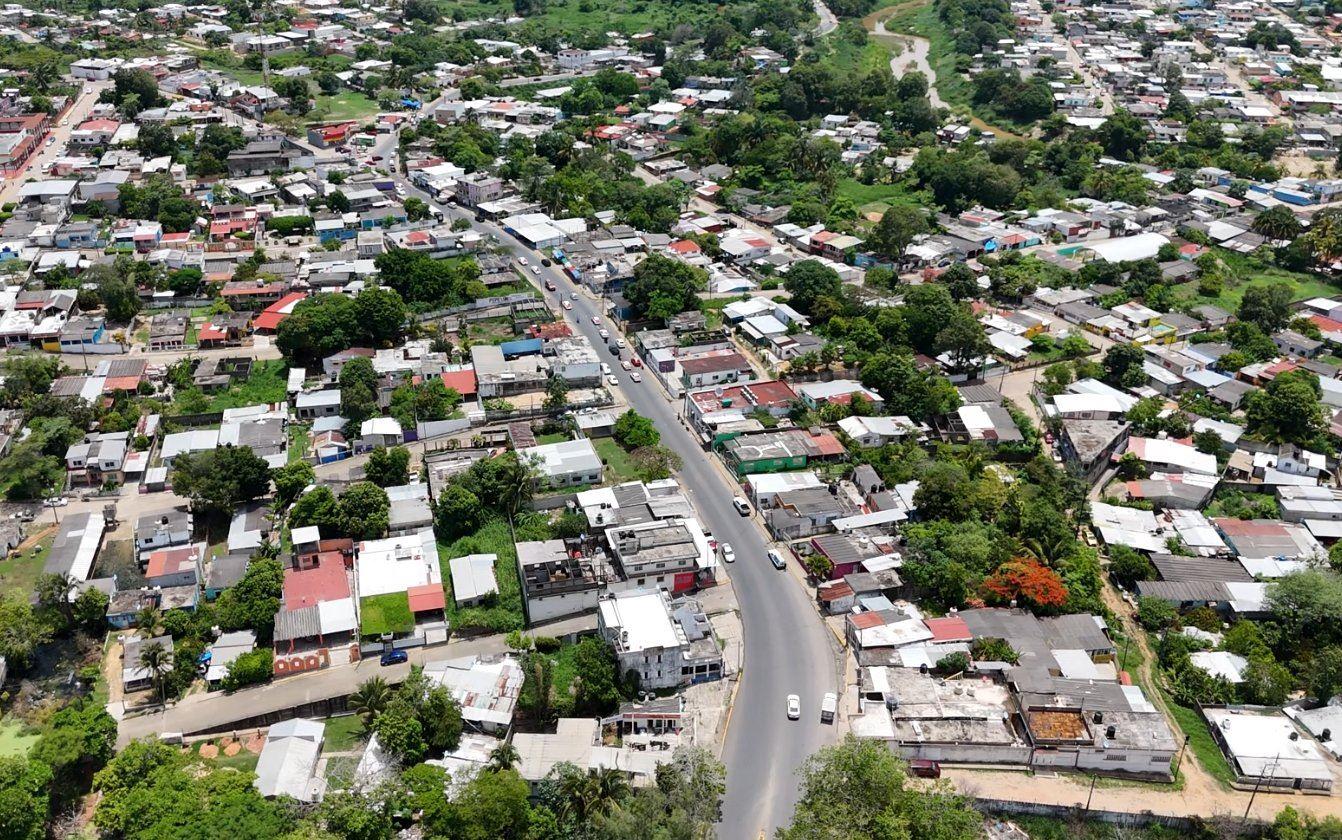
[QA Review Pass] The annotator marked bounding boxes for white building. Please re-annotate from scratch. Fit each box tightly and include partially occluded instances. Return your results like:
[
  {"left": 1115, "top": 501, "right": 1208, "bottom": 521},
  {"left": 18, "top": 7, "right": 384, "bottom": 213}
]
[
  {"left": 254, "top": 718, "right": 326, "bottom": 802},
  {"left": 597, "top": 588, "right": 723, "bottom": 690}
]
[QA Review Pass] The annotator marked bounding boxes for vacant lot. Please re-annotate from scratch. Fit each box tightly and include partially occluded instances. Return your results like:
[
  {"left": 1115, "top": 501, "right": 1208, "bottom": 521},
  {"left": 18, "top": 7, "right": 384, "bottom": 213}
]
[{"left": 360, "top": 592, "right": 414, "bottom": 636}]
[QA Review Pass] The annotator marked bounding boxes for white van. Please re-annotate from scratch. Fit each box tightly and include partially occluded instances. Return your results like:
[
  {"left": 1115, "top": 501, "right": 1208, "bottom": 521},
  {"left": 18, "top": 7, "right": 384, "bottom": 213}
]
[{"left": 820, "top": 692, "right": 837, "bottom": 724}]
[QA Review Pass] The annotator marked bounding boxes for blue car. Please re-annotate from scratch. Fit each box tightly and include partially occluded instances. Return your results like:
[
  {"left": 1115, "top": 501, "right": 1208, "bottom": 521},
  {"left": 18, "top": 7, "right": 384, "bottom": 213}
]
[{"left": 380, "top": 650, "right": 408, "bottom": 667}]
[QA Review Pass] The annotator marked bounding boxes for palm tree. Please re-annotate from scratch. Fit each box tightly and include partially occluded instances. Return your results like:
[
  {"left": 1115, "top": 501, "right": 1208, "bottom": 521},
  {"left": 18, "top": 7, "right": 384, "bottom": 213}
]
[
  {"left": 135, "top": 606, "right": 163, "bottom": 636},
  {"left": 350, "top": 676, "right": 392, "bottom": 727},
  {"left": 138, "top": 641, "right": 173, "bottom": 705},
  {"left": 584, "top": 768, "right": 630, "bottom": 818},
  {"left": 35, "top": 572, "right": 78, "bottom": 627},
  {"left": 1252, "top": 205, "right": 1302, "bottom": 243},
  {"left": 487, "top": 741, "right": 520, "bottom": 772}
]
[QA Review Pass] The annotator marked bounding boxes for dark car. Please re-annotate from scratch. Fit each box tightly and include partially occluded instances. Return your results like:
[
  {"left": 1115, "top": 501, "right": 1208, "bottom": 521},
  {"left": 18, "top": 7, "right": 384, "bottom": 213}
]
[
  {"left": 541, "top": 258, "right": 552, "bottom": 267},
  {"left": 380, "top": 649, "right": 408, "bottom": 666},
  {"left": 608, "top": 342, "right": 621, "bottom": 354}
]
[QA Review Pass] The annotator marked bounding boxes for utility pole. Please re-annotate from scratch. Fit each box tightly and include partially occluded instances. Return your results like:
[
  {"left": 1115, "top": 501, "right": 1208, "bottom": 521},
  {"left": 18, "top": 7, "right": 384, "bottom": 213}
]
[
  {"left": 1173, "top": 733, "right": 1191, "bottom": 778},
  {"left": 1243, "top": 753, "right": 1279, "bottom": 824},
  {"left": 1084, "top": 774, "right": 1097, "bottom": 812}
]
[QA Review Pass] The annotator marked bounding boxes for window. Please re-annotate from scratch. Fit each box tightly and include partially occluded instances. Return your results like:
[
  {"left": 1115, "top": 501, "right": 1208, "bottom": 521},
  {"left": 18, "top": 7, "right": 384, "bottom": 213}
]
[{"left": 1104, "top": 754, "right": 1127, "bottom": 762}]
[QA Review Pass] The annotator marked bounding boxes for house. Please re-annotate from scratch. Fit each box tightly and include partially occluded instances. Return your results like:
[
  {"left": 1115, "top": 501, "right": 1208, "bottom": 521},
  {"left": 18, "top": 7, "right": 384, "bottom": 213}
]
[
  {"left": 44, "top": 511, "right": 105, "bottom": 582},
  {"left": 519, "top": 439, "right": 604, "bottom": 488},
  {"left": 65, "top": 431, "right": 129, "bottom": 486},
  {"left": 144, "top": 542, "right": 205, "bottom": 588},
  {"left": 227, "top": 503, "right": 272, "bottom": 554},
  {"left": 1204, "top": 707, "right": 1332, "bottom": 792},
  {"left": 449, "top": 553, "right": 498, "bottom": 607},
  {"left": 720, "top": 428, "right": 846, "bottom": 476},
  {"left": 1121, "top": 437, "right": 1218, "bottom": 476},
  {"left": 605, "top": 518, "right": 714, "bottom": 594},
  {"left": 517, "top": 539, "right": 609, "bottom": 624},
  {"left": 122, "top": 634, "right": 175, "bottom": 693},
  {"left": 794, "top": 380, "right": 884, "bottom": 411},
  {"left": 203, "top": 629, "right": 257, "bottom": 687},
  {"left": 597, "top": 589, "right": 723, "bottom": 690},
  {"left": 135, "top": 509, "right": 193, "bottom": 557},
  {"left": 359, "top": 417, "right": 404, "bottom": 450},
  {"left": 837, "top": 415, "right": 919, "bottom": 448},
  {"left": 766, "top": 487, "right": 861, "bottom": 540},
  {"left": 423, "top": 654, "right": 524, "bottom": 734},
  {"left": 254, "top": 718, "right": 327, "bottom": 802}
]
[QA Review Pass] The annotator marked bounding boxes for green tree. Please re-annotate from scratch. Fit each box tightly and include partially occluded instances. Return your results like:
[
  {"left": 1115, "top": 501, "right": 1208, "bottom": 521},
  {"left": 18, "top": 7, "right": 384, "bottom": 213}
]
[
  {"left": 623, "top": 253, "right": 706, "bottom": 320},
  {"left": 138, "top": 640, "right": 174, "bottom": 704},
  {"left": 433, "top": 484, "right": 482, "bottom": 542},
  {"left": 421, "top": 686, "right": 464, "bottom": 753},
  {"left": 350, "top": 676, "right": 392, "bottom": 727},
  {"left": 784, "top": 260, "right": 843, "bottom": 315},
  {"left": 272, "top": 460, "right": 316, "bottom": 509},
  {"left": 1245, "top": 369, "right": 1325, "bottom": 445},
  {"left": 0, "top": 757, "right": 50, "bottom": 840},
  {"left": 1238, "top": 282, "right": 1294, "bottom": 333},
  {"left": 373, "top": 697, "right": 426, "bottom": 764},
  {"left": 612, "top": 410, "right": 659, "bottom": 450},
  {"left": 339, "top": 481, "right": 390, "bottom": 540},
  {"left": 289, "top": 485, "right": 342, "bottom": 535},
  {"left": 364, "top": 446, "right": 410, "bottom": 488},
  {"left": 778, "top": 735, "right": 983, "bottom": 840},
  {"left": 0, "top": 593, "right": 50, "bottom": 669},
  {"left": 221, "top": 649, "right": 275, "bottom": 691},
  {"left": 170, "top": 445, "right": 272, "bottom": 518},
  {"left": 214, "top": 557, "right": 285, "bottom": 641},
  {"left": 869, "top": 206, "right": 929, "bottom": 260},
  {"left": 29, "top": 701, "right": 116, "bottom": 807},
  {"left": 339, "top": 357, "right": 380, "bottom": 430}
]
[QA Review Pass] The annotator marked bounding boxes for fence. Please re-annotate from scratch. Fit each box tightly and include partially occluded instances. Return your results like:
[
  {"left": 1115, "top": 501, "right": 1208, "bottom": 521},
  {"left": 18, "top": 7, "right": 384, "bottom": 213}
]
[{"left": 973, "top": 797, "right": 1255, "bottom": 831}]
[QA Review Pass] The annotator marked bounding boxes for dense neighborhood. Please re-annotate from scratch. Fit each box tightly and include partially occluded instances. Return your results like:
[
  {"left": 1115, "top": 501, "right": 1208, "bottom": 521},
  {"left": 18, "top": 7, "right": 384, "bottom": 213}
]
[{"left": 12, "top": 0, "right": 1342, "bottom": 837}]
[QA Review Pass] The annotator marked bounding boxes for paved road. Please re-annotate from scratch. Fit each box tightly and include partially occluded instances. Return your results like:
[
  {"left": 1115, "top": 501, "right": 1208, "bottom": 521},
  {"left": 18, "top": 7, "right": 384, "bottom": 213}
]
[
  {"left": 384, "top": 168, "right": 841, "bottom": 835},
  {"left": 814, "top": 0, "right": 839, "bottom": 36},
  {"left": 0, "top": 81, "right": 111, "bottom": 204}
]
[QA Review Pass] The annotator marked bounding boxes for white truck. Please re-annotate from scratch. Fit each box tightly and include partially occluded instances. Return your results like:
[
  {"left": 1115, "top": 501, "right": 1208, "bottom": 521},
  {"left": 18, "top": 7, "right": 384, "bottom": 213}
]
[{"left": 820, "top": 692, "right": 837, "bottom": 724}]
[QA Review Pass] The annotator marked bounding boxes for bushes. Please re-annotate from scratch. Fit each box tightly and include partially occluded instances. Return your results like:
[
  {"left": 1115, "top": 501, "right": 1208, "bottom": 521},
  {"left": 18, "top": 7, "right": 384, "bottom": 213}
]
[{"left": 221, "top": 649, "right": 275, "bottom": 692}]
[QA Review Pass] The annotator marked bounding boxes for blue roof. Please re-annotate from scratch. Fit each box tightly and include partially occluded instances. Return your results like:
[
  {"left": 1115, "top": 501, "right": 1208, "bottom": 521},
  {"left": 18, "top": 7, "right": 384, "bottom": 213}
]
[{"left": 499, "top": 337, "right": 542, "bottom": 358}]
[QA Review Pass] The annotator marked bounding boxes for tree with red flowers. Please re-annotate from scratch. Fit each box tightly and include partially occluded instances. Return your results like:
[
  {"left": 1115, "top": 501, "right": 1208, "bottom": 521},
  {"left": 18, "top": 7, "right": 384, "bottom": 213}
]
[{"left": 982, "top": 558, "right": 1068, "bottom": 612}]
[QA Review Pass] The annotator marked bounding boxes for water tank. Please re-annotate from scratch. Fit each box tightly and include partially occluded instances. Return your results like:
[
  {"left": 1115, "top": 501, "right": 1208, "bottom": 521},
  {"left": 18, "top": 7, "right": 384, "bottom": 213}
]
[
  {"left": 1105, "top": 725, "right": 1116, "bottom": 740},
  {"left": 1324, "top": 729, "right": 1333, "bottom": 742},
  {"left": 1093, "top": 711, "right": 1104, "bottom": 724}
]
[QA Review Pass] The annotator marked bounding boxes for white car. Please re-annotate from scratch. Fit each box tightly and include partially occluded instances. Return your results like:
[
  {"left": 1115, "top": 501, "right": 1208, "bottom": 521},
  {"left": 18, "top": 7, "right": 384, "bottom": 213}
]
[
  {"left": 616, "top": 338, "right": 627, "bottom": 349},
  {"left": 768, "top": 549, "right": 787, "bottom": 570},
  {"left": 600, "top": 363, "right": 612, "bottom": 375},
  {"left": 721, "top": 542, "right": 735, "bottom": 563},
  {"left": 531, "top": 266, "right": 541, "bottom": 275},
  {"left": 786, "top": 694, "right": 801, "bottom": 720},
  {"left": 599, "top": 329, "right": 609, "bottom": 340},
  {"left": 44, "top": 497, "right": 67, "bottom": 508},
  {"left": 570, "top": 292, "right": 578, "bottom": 301},
  {"left": 732, "top": 496, "right": 751, "bottom": 516},
  {"left": 562, "top": 300, "right": 572, "bottom": 310},
  {"left": 621, "top": 360, "right": 632, "bottom": 371},
  {"left": 606, "top": 374, "right": 619, "bottom": 386},
  {"left": 518, "top": 257, "right": 528, "bottom": 266},
  {"left": 630, "top": 371, "right": 641, "bottom": 383},
  {"left": 591, "top": 315, "right": 601, "bottom": 325}
]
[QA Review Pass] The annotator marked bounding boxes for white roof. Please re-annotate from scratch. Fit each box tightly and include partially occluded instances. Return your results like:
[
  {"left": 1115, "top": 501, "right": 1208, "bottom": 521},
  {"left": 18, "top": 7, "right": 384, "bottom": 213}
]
[
  {"left": 1203, "top": 708, "right": 1331, "bottom": 781},
  {"left": 1052, "top": 393, "right": 1128, "bottom": 415},
  {"left": 1190, "top": 650, "right": 1248, "bottom": 683},
  {"left": 360, "top": 416, "right": 402, "bottom": 437},
  {"left": 599, "top": 589, "right": 683, "bottom": 653},
  {"left": 521, "top": 437, "right": 602, "bottom": 479},
  {"left": 1081, "top": 232, "right": 1170, "bottom": 263},
  {"left": 1091, "top": 502, "right": 1165, "bottom": 552},
  {"left": 356, "top": 528, "right": 440, "bottom": 598},
  {"left": 449, "top": 553, "right": 499, "bottom": 603},
  {"left": 254, "top": 718, "right": 326, "bottom": 802},
  {"left": 1127, "top": 437, "right": 1218, "bottom": 476},
  {"left": 838, "top": 415, "right": 918, "bottom": 439},
  {"left": 317, "top": 597, "right": 357, "bottom": 634},
  {"left": 424, "top": 654, "right": 524, "bottom": 727},
  {"left": 744, "top": 471, "right": 823, "bottom": 495},
  {"left": 291, "top": 525, "right": 321, "bottom": 545}
]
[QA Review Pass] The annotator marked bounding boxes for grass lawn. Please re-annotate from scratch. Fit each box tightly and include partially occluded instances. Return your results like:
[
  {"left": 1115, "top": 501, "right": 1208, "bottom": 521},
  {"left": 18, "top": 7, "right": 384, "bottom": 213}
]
[
  {"left": 0, "top": 531, "right": 53, "bottom": 597},
  {"left": 437, "top": 518, "right": 530, "bottom": 633},
  {"left": 359, "top": 592, "right": 414, "bottom": 636},
  {"left": 1166, "top": 701, "right": 1235, "bottom": 789},
  {"left": 593, "top": 438, "right": 641, "bottom": 483},
  {"left": 0, "top": 717, "right": 40, "bottom": 758},
  {"left": 536, "top": 432, "right": 569, "bottom": 445},
  {"left": 835, "top": 179, "right": 931, "bottom": 217},
  {"left": 322, "top": 715, "right": 367, "bottom": 752},
  {"left": 1173, "top": 248, "right": 1340, "bottom": 311},
  {"left": 819, "top": 30, "right": 895, "bottom": 77},
  {"left": 288, "top": 423, "right": 311, "bottom": 463},
  {"left": 312, "top": 92, "right": 381, "bottom": 122},
  {"left": 204, "top": 359, "right": 290, "bottom": 411}
]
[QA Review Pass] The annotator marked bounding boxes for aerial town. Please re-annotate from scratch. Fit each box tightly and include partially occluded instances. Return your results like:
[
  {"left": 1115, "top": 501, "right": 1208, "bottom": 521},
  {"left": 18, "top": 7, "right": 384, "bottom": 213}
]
[{"left": 12, "top": 0, "right": 1342, "bottom": 837}]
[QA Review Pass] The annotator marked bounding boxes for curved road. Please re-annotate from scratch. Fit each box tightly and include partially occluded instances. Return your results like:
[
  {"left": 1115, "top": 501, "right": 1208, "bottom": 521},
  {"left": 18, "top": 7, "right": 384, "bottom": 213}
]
[{"left": 380, "top": 143, "right": 841, "bottom": 835}]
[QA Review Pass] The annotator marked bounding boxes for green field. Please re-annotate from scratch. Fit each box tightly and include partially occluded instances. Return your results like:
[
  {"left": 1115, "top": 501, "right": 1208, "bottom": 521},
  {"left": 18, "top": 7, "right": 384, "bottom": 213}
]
[
  {"left": 834, "top": 178, "right": 931, "bottom": 216},
  {"left": 593, "top": 437, "right": 641, "bottom": 483},
  {"left": 0, "top": 718, "right": 40, "bottom": 758},
  {"left": 321, "top": 714, "right": 367, "bottom": 752},
  {"left": 203, "top": 359, "right": 290, "bottom": 411},
  {"left": 819, "top": 30, "right": 896, "bottom": 77},
  {"left": 0, "top": 531, "right": 52, "bottom": 598},
  {"left": 1173, "top": 248, "right": 1339, "bottom": 311},
  {"left": 311, "top": 92, "right": 381, "bottom": 123},
  {"left": 359, "top": 592, "right": 414, "bottom": 636}
]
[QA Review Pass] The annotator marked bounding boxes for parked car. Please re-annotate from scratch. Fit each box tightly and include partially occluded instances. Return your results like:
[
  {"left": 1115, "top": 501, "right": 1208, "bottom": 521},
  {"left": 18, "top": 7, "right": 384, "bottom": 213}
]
[
  {"left": 542, "top": 258, "right": 553, "bottom": 267},
  {"left": 621, "top": 360, "right": 632, "bottom": 371},
  {"left": 720, "top": 542, "right": 735, "bottom": 563},
  {"left": 545, "top": 280, "right": 556, "bottom": 291},
  {"left": 768, "top": 549, "right": 786, "bottom": 570},
  {"left": 629, "top": 371, "right": 641, "bottom": 383},
  {"left": 786, "top": 694, "right": 801, "bottom": 720},
  {"left": 820, "top": 692, "right": 837, "bottom": 724},
  {"left": 732, "top": 496, "right": 751, "bottom": 516},
  {"left": 630, "top": 356, "right": 642, "bottom": 368},
  {"left": 591, "top": 315, "right": 600, "bottom": 325},
  {"left": 518, "top": 256, "right": 528, "bottom": 266},
  {"left": 380, "top": 649, "right": 408, "bottom": 666},
  {"left": 570, "top": 292, "right": 578, "bottom": 300},
  {"left": 606, "top": 374, "right": 619, "bottom": 386},
  {"left": 599, "top": 328, "right": 609, "bottom": 340},
  {"left": 601, "top": 363, "right": 612, "bottom": 375},
  {"left": 531, "top": 266, "right": 541, "bottom": 275}
]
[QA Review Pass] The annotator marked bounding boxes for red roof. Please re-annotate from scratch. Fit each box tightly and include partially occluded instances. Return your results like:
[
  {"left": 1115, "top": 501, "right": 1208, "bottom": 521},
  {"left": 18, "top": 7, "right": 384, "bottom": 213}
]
[
  {"left": 1213, "top": 518, "right": 1286, "bottom": 537},
  {"left": 849, "top": 612, "right": 885, "bottom": 629},
  {"left": 145, "top": 545, "right": 199, "bottom": 579},
  {"left": 407, "top": 583, "right": 446, "bottom": 613},
  {"left": 744, "top": 380, "right": 797, "bottom": 407},
  {"left": 817, "top": 580, "right": 854, "bottom": 602},
  {"left": 668, "top": 239, "right": 701, "bottom": 255},
  {"left": 283, "top": 559, "right": 350, "bottom": 609},
  {"left": 439, "top": 369, "right": 477, "bottom": 397},
  {"left": 807, "top": 431, "right": 846, "bottom": 457},
  {"left": 923, "top": 615, "right": 973, "bottom": 642},
  {"left": 253, "top": 291, "right": 307, "bottom": 331},
  {"left": 197, "top": 322, "right": 225, "bottom": 341},
  {"left": 78, "top": 118, "right": 119, "bottom": 131},
  {"left": 103, "top": 375, "right": 143, "bottom": 392}
]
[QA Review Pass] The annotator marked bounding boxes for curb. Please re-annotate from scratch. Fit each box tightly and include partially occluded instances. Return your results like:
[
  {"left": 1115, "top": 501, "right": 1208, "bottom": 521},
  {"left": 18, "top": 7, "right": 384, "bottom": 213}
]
[{"left": 716, "top": 667, "right": 745, "bottom": 760}]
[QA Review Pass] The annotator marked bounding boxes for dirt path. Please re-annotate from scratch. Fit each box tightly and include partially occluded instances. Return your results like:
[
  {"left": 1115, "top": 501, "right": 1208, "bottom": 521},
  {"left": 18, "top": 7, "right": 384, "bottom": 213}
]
[{"left": 864, "top": 3, "right": 1028, "bottom": 141}]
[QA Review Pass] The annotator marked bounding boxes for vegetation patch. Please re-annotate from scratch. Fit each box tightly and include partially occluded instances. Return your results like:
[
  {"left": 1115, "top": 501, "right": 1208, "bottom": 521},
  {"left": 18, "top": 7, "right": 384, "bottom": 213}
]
[{"left": 359, "top": 592, "right": 414, "bottom": 636}]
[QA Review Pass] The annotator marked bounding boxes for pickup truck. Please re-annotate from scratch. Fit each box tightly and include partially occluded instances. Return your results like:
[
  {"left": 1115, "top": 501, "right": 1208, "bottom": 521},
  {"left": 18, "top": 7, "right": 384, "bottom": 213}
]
[{"left": 820, "top": 692, "right": 837, "bottom": 724}]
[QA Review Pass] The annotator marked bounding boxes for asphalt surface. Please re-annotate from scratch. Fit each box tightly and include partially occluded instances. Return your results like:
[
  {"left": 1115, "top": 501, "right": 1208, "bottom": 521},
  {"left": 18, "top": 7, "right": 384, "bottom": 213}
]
[{"left": 382, "top": 158, "right": 841, "bottom": 836}]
